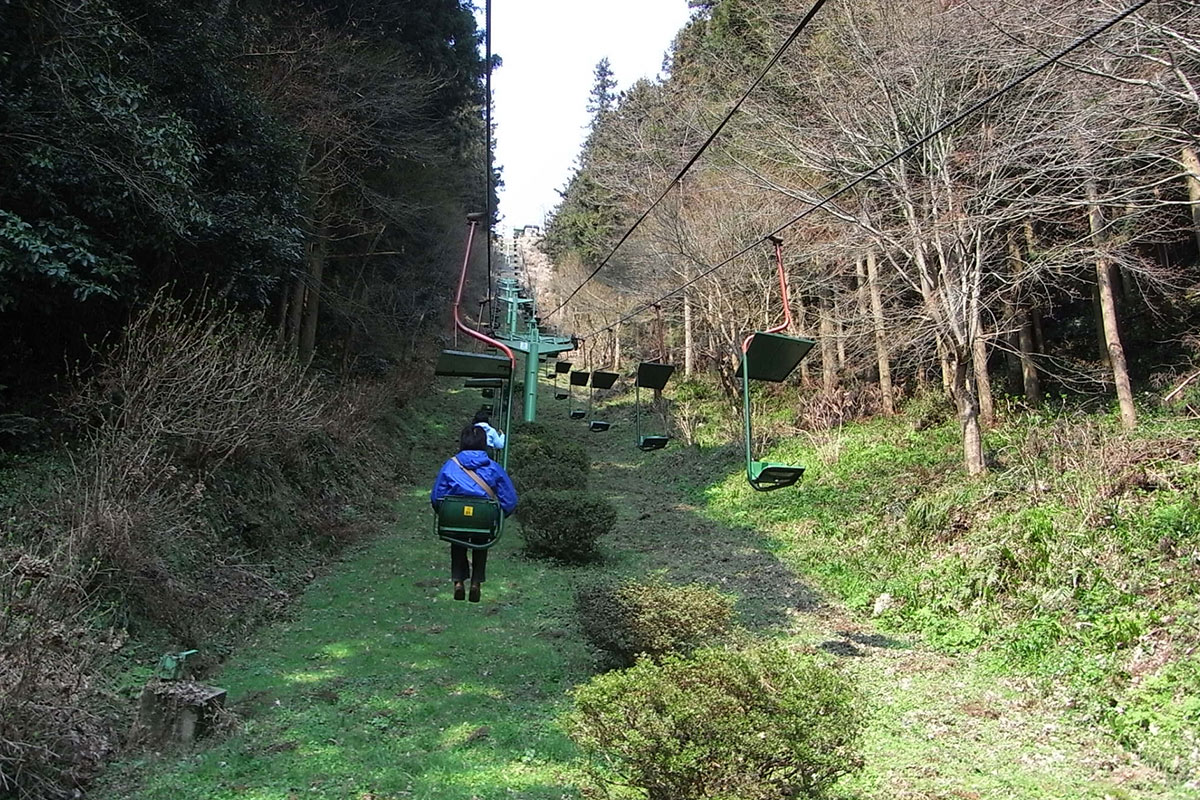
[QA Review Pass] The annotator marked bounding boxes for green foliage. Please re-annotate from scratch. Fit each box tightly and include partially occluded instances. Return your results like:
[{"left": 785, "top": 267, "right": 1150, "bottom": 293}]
[
  {"left": 89, "top": 474, "right": 587, "bottom": 800},
  {"left": 511, "top": 421, "right": 549, "bottom": 440},
  {"left": 517, "top": 488, "right": 615, "bottom": 563},
  {"left": 1114, "top": 654, "right": 1200, "bottom": 775},
  {"left": 704, "top": 404, "right": 1200, "bottom": 778},
  {"left": 576, "top": 576, "right": 735, "bottom": 667},
  {"left": 567, "top": 644, "right": 865, "bottom": 800},
  {"left": 0, "top": 0, "right": 488, "bottom": 400},
  {"left": 507, "top": 433, "right": 590, "bottom": 493}
]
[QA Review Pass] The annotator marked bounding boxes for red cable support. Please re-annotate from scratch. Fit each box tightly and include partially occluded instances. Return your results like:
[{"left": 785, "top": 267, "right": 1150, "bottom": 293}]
[
  {"left": 742, "top": 235, "right": 792, "bottom": 353},
  {"left": 453, "top": 216, "right": 516, "bottom": 369}
]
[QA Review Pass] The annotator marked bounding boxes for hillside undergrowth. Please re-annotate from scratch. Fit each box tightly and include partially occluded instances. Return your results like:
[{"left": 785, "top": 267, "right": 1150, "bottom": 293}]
[{"left": 684, "top": 388, "right": 1200, "bottom": 779}]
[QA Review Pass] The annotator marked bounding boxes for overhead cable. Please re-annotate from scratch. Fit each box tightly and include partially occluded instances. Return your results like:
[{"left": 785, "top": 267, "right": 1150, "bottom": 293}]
[
  {"left": 583, "top": 0, "right": 1155, "bottom": 339},
  {"left": 544, "top": 0, "right": 830, "bottom": 320}
]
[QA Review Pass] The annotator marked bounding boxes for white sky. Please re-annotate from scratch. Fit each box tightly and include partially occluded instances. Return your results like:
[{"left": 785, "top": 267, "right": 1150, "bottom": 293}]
[{"left": 487, "top": 0, "right": 695, "bottom": 230}]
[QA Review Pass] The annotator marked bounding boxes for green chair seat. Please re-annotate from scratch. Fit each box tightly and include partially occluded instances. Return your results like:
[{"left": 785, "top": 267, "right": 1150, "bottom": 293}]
[
  {"left": 590, "top": 371, "right": 618, "bottom": 390},
  {"left": 747, "top": 461, "right": 805, "bottom": 491},
  {"left": 636, "top": 362, "right": 675, "bottom": 390},
  {"left": 436, "top": 495, "right": 502, "bottom": 549},
  {"left": 569, "top": 409, "right": 586, "bottom": 420},
  {"left": 555, "top": 391, "right": 568, "bottom": 400},
  {"left": 589, "top": 420, "right": 611, "bottom": 432},
  {"left": 638, "top": 435, "right": 670, "bottom": 451},
  {"left": 464, "top": 377, "right": 505, "bottom": 389},
  {"left": 735, "top": 333, "right": 816, "bottom": 382},
  {"left": 438, "top": 351, "right": 512, "bottom": 379}
]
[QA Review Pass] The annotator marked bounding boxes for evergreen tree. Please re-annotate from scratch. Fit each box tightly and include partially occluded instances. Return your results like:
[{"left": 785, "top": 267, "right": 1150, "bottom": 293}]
[{"left": 586, "top": 57, "right": 617, "bottom": 120}]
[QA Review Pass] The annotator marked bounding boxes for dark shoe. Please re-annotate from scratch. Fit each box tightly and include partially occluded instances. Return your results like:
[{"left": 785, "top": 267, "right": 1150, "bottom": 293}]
[
  {"left": 468, "top": 583, "right": 481, "bottom": 603},
  {"left": 453, "top": 582, "right": 465, "bottom": 601}
]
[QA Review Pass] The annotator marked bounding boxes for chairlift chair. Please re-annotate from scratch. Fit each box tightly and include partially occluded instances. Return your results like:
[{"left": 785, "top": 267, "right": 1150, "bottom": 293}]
[
  {"left": 553, "top": 360, "right": 571, "bottom": 400},
  {"left": 588, "top": 371, "right": 618, "bottom": 432},
  {"left": 435, "top": 495, "right": 502, "bottom": 550},
  {"left": 568, "top": 370, "right": 589, "bottom": 419},
  {"left": 737, "top": 236, "right": 815, "bottom": 491},
  {"left": 436, "top": 354, "right": 515, "bottom": 542},
  {"left": 434, "top": 214, "right": 516, "bottom": 549},
  {"left": 635, "top": 362, "right": 675, "bottom": 450}
]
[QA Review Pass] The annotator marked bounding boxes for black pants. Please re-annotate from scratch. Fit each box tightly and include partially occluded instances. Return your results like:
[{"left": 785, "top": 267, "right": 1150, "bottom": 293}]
[{"left": 450, "top": 543, "right": 488, "bottom": 583}]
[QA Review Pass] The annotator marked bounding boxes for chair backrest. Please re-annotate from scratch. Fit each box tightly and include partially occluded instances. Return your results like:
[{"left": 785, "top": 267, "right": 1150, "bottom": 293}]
[{"left": 436, "top": 495, "right": 501, "bottom": 539}]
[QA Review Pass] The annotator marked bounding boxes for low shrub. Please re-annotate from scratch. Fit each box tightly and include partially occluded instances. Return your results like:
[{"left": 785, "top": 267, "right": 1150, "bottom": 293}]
[
  {"left": 507, "top": 434, "right": 589, "bottom": 493},
  {"left": 0, "top": 554, "right": 111, "bottom": 799},
  {"left": 516, "top": 488, "right": 615, "bottom": 563},
  {"left": 567, "top": 644, "right": 865, "bottom": 800},
  {"left": 510, "top": 421, "right": 548, "bottom": 440},
  {"left": 576, "top": 577, "right": 735, "bottom": 667}
]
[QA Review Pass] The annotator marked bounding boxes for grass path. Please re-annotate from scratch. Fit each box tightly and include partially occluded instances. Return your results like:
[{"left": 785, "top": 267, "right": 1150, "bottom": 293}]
[
  {"left": 96, "top": 387, "right": 590, "bottom": 799},
  {"left": 98, "top": 386, "right": 1194, "bottom": 799}
]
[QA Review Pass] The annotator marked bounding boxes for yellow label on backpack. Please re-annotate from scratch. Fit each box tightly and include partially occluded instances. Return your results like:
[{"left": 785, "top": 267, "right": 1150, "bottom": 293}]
[{"left": 464, "top": 506, "right": 474, "bottom": 517}]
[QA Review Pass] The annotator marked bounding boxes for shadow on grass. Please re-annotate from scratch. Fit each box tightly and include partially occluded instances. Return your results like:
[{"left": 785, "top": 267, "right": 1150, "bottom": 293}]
[{"left": 563, "top": 402, "right": 826, "bottom": 634}]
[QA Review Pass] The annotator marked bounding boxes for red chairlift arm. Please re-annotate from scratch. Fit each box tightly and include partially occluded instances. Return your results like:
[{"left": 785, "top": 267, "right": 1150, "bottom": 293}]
[
  {"left": 453, "top": 216, "right": 516, "bottom": 369},
  {"left": 742, "top": 235, "right": 792, "bottom": 353}
]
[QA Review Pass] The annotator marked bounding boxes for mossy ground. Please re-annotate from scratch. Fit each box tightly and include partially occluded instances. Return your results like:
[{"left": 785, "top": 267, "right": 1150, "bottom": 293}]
[{"left": 96, "top": 381, "right": 1198, "bottom": 799}]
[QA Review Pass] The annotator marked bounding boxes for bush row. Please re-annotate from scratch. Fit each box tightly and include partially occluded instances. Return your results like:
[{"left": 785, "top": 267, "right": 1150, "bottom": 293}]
[
  {"left": 568, "top": 644, "right": 865, "bottom": 800},
  {"left": 508, "top": 410, "right": 864, "bottom": 798}
]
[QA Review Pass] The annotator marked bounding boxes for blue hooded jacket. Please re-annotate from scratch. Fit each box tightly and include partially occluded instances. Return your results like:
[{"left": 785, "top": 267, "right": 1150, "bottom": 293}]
[{"left": 430, "top": 449, "right": 518, "bottom": 516}]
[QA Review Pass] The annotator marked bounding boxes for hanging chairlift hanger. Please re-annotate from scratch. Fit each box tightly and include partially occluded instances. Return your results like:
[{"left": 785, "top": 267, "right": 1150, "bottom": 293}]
[
  {"left": 738, "top": 234, "right": 815, "bottom": 491},
  {"left": 433, "top": 213, "right": 516, "bottom": 550},
  {"left": 588, "top": 370, "right": 618, "bottom": 432},
  {"left": 568, "top": 370, "right": 589, "bottom": 419}
]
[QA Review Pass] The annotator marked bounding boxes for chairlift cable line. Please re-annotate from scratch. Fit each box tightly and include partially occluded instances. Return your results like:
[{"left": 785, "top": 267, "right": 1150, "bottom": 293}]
[
  {"left": 544, "top": 0, "right": 831, "bottom": 320},
  {"left": 485, "top": 0, "right": 494, "bottom": 301},
  {"left": 581, "top": 0, "right": 1155, "bottom": 340}
]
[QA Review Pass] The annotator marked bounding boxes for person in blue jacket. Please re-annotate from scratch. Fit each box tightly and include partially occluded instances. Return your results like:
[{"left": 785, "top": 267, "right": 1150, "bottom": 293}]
[{"left": 430, "top": 425, "right": 518, "bottom": 602}]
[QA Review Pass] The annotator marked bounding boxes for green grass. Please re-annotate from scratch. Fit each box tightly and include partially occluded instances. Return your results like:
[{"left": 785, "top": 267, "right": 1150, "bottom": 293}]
[
  {"left": 95, "top": 385, "right": 592, "bottom": 800},
  {"left": 694, "top": 387, "right": 1200, "bottom": 784},
  {"left": 97, "top": 380, "right": 1200, "bottom": 799},
  {"left": 98, "top": 507, "right": 588, "bottom": 797}
]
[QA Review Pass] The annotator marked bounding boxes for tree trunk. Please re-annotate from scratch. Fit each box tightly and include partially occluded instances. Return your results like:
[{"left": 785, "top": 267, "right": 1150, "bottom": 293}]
[
  {"left": 796, "top": 296, "right": 811, "bottom": 387},
  {"left": 297, "top": 222, "right": 328, "bottom": 370},
  {"left": 951, "top": 350, "right": 986, "bottom": 476},
  {"left": 272, "top": 275, "right": 290, "bottom": 346},
  {"left": 834, "top": 293, "right": 846, "bottom": 371},
  {"left": 819, "top": 288, "right": 837, "bottom": 392},
  {"left": 613, "top": 322, "right": 622, "bottom": 370},
  {"left": 865, "top": 250, "right": 894, "bottom": 414},
  {"left": 1001, "top": 296, "right": 1022, "bottom": 394},
  {"left": 683, "top": 287, "right": 694, "bottom": 376},
  {"left": 938, "top": 337, "right": 953, "bottom": 395},
  {"left": 1017, "top": 309, "right": 1041, "bottom": 407},
  {"left": 972, "top": 315, "right": 994, "bottom": 428},
  {"left": 1092, "top": 283, "right": 1111, "bottom": 369},
  {"left": 1087, "top": 183, "right": 1137, "bottom": 430},
  {"left": 287, "top": 271, "right": 305, "bottom": 351},
  {"left": 1182, "top": 145, "right": 1200, "bottom": 252}
]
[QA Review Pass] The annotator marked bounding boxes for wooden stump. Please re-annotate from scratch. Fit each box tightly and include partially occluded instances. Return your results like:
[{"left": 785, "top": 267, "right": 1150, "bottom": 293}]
[{"left": 132, "top": 680, "right": 227, "bottom": 747}]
